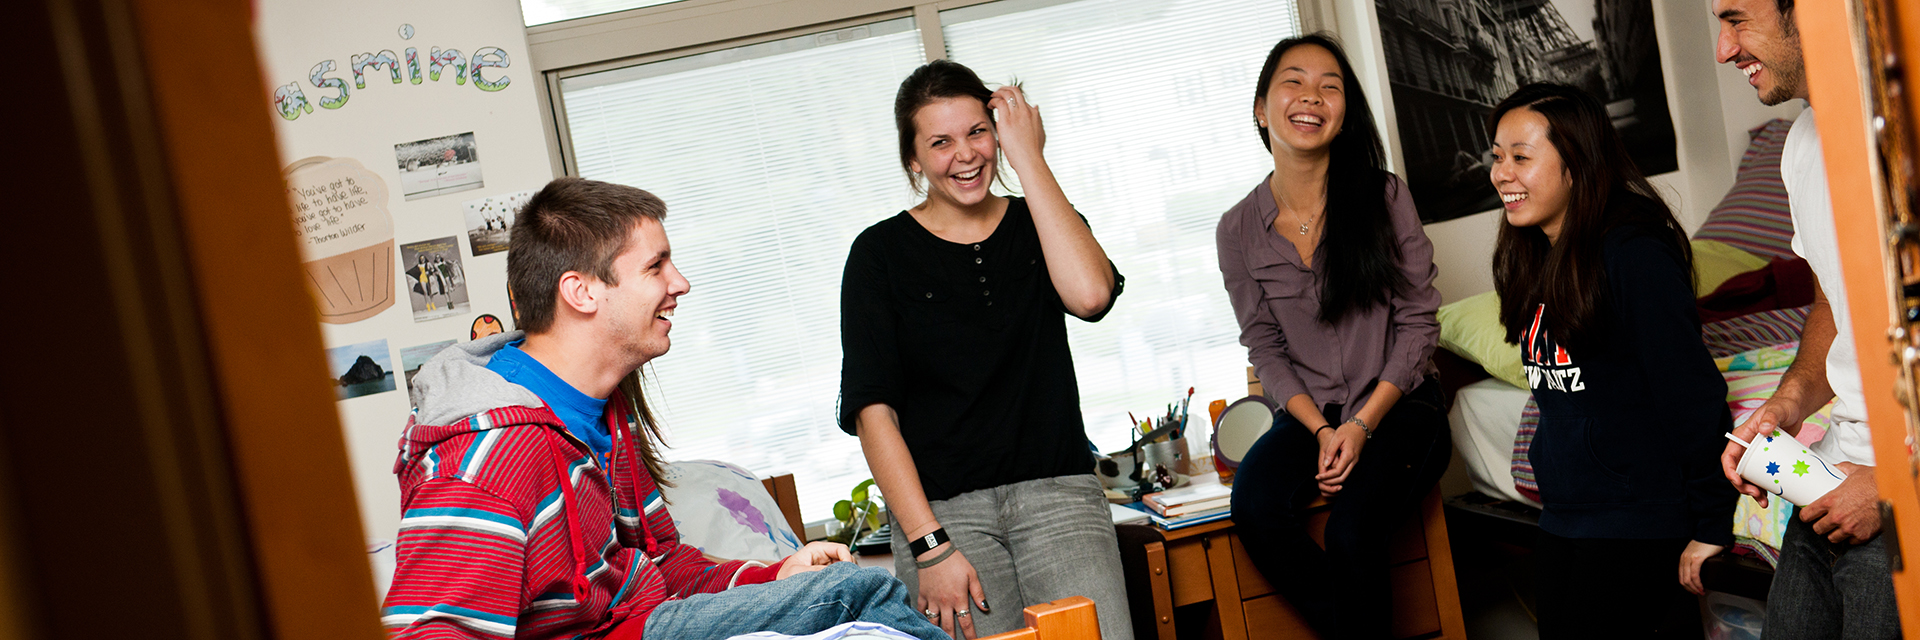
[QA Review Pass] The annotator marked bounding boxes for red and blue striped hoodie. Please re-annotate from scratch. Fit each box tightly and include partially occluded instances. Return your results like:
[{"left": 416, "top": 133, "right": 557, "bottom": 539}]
[{"left": 383, "top": 334, "right": 782, "bottom": 639}]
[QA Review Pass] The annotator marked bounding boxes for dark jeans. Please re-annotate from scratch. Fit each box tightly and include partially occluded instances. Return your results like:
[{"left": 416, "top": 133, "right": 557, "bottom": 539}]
[
  {"left": 1534, "top": 531, "right": 1698, "bottom": 639},
  {"left": 1228, "top": 379, "right": 1452, "bottom": 640},
  {"left": 1762, "top": 516, "right": 1902, "bottom": 639}
]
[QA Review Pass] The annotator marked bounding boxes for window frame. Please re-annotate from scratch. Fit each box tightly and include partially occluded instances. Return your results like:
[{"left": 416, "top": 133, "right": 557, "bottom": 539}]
[
  {"left": 522, "top": 0, "right": 1331, "bottom": 529},
  {"left": 526, "top": 0, "right": 1333, "bottom": 179}
]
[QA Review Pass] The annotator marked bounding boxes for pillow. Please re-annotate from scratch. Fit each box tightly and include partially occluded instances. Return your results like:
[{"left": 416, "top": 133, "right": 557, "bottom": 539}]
[
  {"left": 1694, "top": 118, "right": 1798, "bottom": 260},
  {"left": 1692, "top": 239, "right": 1771, "bottom": 295},
  {"left": 1437, "top": 240, "right": 1767, "bottom": 390},
  {"left": 1437, "top": 291, "right": 1528, "bottom": 389},
  {"left": 658, "top": 460, "right": 803, "bottom": 562}
]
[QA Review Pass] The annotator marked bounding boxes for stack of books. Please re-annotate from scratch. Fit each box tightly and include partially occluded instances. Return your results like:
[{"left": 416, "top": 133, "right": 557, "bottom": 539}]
[{"left": 1124, "top": 482, "right": 1233, "bottom": 529}]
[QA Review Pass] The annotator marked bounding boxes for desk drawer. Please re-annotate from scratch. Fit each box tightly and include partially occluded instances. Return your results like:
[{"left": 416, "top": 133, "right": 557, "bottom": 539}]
[
  {"left": 1235, "top": 559, "right": 1440, "bottom": 639},
  {"left": 1239, "top": 593, "right": 1317, "bottom": 638},
  {"left": 1166, "top": 537, "right": 1213, "bottom": 607},
  {"left": 1389, "top": 559, "right": 1440, "bottom": 637},
  {"left": 1230, "top": 512, "right": 1427, "bottom": 599}
]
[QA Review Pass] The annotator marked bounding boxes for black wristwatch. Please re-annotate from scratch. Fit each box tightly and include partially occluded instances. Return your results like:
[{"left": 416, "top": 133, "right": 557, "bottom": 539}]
[{"left": 909, "top": 527, "right": 951, "bottom": 557}]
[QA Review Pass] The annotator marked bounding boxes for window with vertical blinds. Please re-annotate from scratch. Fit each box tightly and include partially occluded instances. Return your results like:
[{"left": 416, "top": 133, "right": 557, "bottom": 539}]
[
  {"left": 561, "top": 18, "right": 925, "bottom": 523},
  {"left": 940, "top": 0, "right": 1299, "bottom": 455},
  {"left": 557, "top": 0, "right": 1303, "bottom": 522},
  {"left": 521, "top": 0, "right": 683, "bottom": 26}
]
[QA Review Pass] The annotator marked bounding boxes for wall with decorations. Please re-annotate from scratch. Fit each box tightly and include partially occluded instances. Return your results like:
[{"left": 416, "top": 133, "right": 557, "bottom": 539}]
[{"left": 255, "top": 0, "right": 551, "bottom": 579}]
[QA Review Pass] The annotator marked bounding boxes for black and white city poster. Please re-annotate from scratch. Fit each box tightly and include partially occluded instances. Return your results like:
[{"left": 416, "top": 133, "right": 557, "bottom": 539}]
[{"left": 1376, "top": 0, "right": 1677, "bottom": 223}]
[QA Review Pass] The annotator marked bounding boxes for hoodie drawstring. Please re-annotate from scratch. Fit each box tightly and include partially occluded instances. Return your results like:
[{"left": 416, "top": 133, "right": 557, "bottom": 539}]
[
  {"left": 608, "top": 398, "right": 660, "bottom": 559},
  {"left": 545, "top": 432, "right": 593, "bottom": 603}
]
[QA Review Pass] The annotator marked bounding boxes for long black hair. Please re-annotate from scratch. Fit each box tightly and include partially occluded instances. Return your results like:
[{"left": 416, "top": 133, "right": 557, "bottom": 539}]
[
  {"left": 1255, "top": 33, "right": 1404, "bottom": 324},
  {"left": 1490, "top": 83, "right": 1692, "bottom": 353}
]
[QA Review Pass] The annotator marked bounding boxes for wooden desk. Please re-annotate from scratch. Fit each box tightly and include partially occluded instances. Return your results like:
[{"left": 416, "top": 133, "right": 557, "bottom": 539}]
[{"left": 1138, "top": 489, "right": 1466, "bottom": 640}]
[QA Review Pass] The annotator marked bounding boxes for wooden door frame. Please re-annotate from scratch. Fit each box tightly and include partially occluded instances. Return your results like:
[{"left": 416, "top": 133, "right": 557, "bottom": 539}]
[
  {"left": 1, "top": 0, "right": 386, "bottom": 637},
  {"left": 1798, "top": 0, "right": 1920, "bottom": 627}
]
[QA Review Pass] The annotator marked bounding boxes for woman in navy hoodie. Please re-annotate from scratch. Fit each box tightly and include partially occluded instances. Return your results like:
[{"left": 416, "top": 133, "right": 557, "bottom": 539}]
[{"left": 1487, "top": 83, "right": 1738, "bottom": 638}]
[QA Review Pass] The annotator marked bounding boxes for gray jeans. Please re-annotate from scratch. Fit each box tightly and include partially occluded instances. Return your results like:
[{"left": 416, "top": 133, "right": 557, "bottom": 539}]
[
  {"left": 1763, "top": 516, "right": 1902, "bottom": 639},
  {"left": 890, "top": 474, "right": 1132, "bottom": 640}
]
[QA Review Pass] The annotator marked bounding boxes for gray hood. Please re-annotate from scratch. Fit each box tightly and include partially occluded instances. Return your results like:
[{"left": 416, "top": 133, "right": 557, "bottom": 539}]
[{"left": 408, "top": 331, "right": 547, "bottom": 427}]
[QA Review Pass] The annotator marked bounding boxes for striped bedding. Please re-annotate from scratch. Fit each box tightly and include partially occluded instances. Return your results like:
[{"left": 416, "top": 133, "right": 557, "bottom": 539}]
[{"left": 1692, "top": 118, "right": 1798, "bottom": 261}]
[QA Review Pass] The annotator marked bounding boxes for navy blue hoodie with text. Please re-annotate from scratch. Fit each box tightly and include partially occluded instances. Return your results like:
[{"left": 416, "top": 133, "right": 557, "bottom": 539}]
[{"left": 1522, "top": 197, "right": 1737, "bottom": 546}]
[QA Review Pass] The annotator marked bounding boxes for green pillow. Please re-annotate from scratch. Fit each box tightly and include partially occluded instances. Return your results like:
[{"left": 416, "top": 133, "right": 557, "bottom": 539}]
[
  {"left": 1692, "top": 238, "right": 1770, "bottom": 295},
  {"left": 1437, "top": 239, "right": 1767, "bottom": 389},
  {"left": 1437, "top": 291, "right": 1528, "bottom": 388}
]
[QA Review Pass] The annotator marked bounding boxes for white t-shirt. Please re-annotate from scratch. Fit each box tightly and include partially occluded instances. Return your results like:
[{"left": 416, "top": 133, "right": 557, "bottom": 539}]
[{"left": 1784, "top": 108, "right": 1876, "bottom": 466}]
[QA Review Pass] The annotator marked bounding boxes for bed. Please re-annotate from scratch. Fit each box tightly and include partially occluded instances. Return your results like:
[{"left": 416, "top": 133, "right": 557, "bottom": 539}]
[{"left": 1446, "top": 376, "right": 1537, "bottom": 506}]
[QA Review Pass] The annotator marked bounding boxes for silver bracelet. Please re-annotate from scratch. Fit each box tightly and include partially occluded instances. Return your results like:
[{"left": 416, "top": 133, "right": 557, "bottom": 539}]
[
  {"left": 914, "top": 543, "right": 959, "bottom": 569},
  {"left": 1346, "top": 417, "right": 1372, "bottom": 439}
]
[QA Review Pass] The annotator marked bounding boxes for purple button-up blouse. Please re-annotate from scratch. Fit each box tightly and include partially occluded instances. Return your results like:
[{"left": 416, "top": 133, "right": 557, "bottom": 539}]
[{"left": 1215, "top": 173, "right": 1441, "bottom": 422}]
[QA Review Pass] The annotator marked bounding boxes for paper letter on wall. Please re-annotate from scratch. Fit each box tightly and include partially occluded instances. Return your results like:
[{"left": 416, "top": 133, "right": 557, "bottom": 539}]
[
  {"left": 310, "top": 60, "right": 350, "bottom": 110},
  {"left": 471, "top": 47, "right": 510, "bottom": 92}
]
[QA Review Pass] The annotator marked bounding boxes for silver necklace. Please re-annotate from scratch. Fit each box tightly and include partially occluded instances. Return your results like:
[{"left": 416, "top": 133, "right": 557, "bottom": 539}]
[
  {"left": 1269, "top": 182, "right": 1323, "bottom": 235},
  {"left": 1288, "top": 207, "right": 1321, "bottom": 235}
]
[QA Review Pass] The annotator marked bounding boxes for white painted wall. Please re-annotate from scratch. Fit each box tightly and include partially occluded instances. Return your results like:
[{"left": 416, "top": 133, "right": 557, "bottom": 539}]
[
  {"left": 1328, "top": 0, "right": 1802, "bottom": 304},
  {"left": 254, "top": 0, "right": 554, "bottom": 559}
]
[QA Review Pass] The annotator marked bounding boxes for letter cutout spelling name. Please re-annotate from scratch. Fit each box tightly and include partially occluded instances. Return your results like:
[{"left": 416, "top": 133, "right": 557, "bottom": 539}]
[
  {"left": 472, "top": 47, "right": 510, "bottom": 92},
  {"left": 310, "top": 60, "right": 349, "bottom": 110},
  {"left": 429, "top": 47, "right": 467, "bottom": 85},
  {"left": 351, "top": 50, "right": 403, "bottom": 89},
  {"left": 271, "top": 26, "right": 513, "bottom": 121},
  {"left": 274, "top": 82, "right": 313, "bottom": 120}
]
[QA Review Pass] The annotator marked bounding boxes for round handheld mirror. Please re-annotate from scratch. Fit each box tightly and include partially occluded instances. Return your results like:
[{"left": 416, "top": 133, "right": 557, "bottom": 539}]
[{"left": 1212, "top": 395, "right": 1276, "bottom": 470}]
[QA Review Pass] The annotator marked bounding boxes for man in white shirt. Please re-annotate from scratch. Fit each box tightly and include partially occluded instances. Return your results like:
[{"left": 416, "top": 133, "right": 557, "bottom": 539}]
[{"left": 1714, "top": 0, "right": 1900, "bottom": 637}]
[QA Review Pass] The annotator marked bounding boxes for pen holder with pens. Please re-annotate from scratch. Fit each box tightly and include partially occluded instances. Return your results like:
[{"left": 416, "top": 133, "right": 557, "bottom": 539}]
[
  {"left": 1140, "top": 437, "right": 1188, "bottom": 476},
  {"left": 1110, "top": 387, "right": 1199, "bottom": 496}
]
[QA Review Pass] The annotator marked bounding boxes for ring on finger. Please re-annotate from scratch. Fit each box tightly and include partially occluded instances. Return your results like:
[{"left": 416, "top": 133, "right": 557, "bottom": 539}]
[
  {"left": 925, "top": 609, "right": 937, "bottom": 621},
  {"left": 956, "top": 610, "right": 970, "bottom": 618}
]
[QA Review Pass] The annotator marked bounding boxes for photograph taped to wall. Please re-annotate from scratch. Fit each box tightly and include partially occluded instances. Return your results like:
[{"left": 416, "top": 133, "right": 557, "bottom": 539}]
[
  {"left": 462, "top": 189, "right": 534, "bottom": 256},
  {"left": 400, "top": 340, "right": 457, "bottom": 408},
  {"left": 1378, "top": 0, "right": 1677, "bottom": 223},
  {"left": 328, "top": 339, "right": 397, "bottom": 401},
  {"left": 400, "top": 236, "right": 471, "bottom": 322},
  {"left": 394, "top": 132, "right": 485, "bottom": 200}
]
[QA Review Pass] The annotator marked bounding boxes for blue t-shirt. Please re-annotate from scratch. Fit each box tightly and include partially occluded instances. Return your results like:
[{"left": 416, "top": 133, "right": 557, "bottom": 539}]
[{"left": 485, "top": 341, "right": 612, "bottom": 467}]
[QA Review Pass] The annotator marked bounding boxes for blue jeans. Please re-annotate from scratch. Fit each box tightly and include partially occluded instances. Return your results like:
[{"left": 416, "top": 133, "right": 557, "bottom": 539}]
[
  {"left": 889, "top": 475, "right": 1133, "bottom": 640},
  {"left": 643, "top": 562, "right": 948, "bottom": 640},
  {"left": 1762, "top": 516, "right": 1902, "bottom": 639}
]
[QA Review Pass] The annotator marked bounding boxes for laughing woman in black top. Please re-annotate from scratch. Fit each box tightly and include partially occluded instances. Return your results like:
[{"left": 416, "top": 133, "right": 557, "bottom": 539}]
[
  {"left": 1488, "top": 83, "right": 1737, "bottom": 638},
  {"left": 837, "top": 60, "right": 1130, "bottom": 640}
]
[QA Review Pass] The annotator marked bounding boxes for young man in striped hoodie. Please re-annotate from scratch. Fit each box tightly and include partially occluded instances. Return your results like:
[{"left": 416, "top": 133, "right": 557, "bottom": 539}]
[{"left": 383, "top": 177, "right": 948, "bottom": 640}]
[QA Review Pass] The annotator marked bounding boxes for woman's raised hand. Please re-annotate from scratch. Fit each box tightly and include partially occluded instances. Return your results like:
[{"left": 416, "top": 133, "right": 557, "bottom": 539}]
[{"left": 988, "top": 85, "right": 1045, "bottom": 173}]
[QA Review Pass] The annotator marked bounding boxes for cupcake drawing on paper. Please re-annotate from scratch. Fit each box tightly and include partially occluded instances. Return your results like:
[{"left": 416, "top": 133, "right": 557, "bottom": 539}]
[{"left": 285, "top": 157, "right": 396, "bottom": 324}]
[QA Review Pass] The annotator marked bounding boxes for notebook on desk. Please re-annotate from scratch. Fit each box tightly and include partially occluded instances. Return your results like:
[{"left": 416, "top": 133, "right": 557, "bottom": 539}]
[
  {"left": 1118, "top": 501, "right": 1231, "bottom": 529},
  {"left": 1111, "top": 502, "right": 1150, "bottom": 525}
]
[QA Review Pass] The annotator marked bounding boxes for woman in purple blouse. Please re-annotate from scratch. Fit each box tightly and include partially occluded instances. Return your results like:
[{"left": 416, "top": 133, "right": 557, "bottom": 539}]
[{"left": 1214, "top": 33, "right": 1452, "bottom": 639}]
